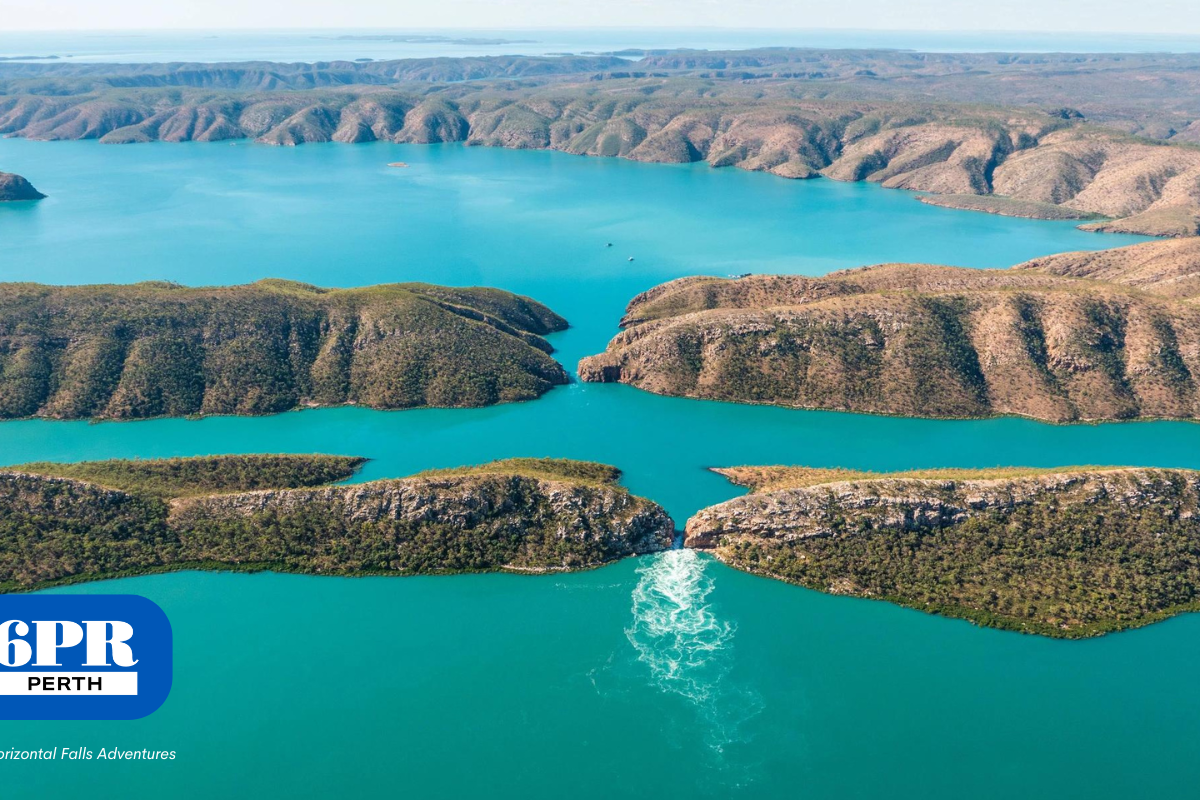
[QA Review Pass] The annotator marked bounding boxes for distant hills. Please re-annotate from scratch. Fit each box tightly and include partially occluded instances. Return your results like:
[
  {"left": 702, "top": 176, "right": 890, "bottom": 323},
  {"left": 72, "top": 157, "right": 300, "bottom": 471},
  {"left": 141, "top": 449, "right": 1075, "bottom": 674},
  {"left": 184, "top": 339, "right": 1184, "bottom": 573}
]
[{"left": 4, "top": 48, "right": 1200, "bottom": 235}]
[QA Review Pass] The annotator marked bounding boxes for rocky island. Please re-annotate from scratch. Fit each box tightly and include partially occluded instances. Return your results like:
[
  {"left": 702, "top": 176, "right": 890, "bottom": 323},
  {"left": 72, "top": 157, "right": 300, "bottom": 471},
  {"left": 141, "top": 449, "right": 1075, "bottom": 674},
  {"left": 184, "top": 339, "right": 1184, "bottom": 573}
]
[
  {"left": 686, "top": 465, "right": 1200, "bottom": 637},
  {"left": 4, "top": 49, "right": 1200, "bottom": 234},
  {"left": 0, "top": 171, "right": 44, "bottom": 201},
  {"left": 0, "top": 455, "right": 674, "bottom": 592},
  {"left": 0, "top": 279, "right": 569, "bottom": 419},
  {"left": 579, "top": 242, "right": 1200, "bottom": 422}
]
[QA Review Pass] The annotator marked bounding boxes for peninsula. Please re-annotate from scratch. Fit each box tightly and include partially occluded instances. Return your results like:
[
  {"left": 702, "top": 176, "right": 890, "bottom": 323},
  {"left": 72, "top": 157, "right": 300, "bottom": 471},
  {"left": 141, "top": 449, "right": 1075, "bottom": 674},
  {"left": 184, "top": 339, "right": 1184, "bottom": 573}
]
[
  {"left": 578, "top": 241, "right": 1200, "bottom": 423},
  {"left": 0, "top": 171, "right": 44, "bottom": 201},
  {"left": 4, "top": 49, "right": 1200, "bottom": 234},
  {"left": 7, "top": 50, "right": 1200, "bottom": 235},
  {"left": 0, "top": 280, "right": 568, "bottom": 420},
  {"left": 0, "top": 455, "right": 674, "bottom": 592},
  {"left": 686, "top": 466, "right": 1200, "bottom": 637}
]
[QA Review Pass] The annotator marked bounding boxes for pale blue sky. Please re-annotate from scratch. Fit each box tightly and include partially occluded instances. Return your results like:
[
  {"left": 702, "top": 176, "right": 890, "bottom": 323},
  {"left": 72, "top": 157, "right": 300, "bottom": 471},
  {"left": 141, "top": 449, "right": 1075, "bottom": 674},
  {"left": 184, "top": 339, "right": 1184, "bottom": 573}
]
[{"left": 1, "top": 0, "right": 1197, "bottom": 34}]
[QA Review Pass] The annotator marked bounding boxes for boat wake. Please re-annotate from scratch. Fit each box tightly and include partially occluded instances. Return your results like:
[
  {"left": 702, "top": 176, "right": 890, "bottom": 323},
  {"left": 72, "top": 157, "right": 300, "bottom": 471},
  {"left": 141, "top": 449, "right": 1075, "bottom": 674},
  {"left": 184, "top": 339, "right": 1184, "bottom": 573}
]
[{"left": 626, "top": 549, "right": 762, "bottom": 753}]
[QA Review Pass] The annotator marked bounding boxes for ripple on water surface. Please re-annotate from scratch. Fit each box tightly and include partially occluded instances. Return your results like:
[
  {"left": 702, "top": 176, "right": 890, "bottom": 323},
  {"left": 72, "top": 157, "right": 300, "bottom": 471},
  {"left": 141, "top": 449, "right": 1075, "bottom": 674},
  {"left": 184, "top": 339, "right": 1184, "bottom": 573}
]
[{"left": 627, "top": 550, "right": 763, "bottom": 755}]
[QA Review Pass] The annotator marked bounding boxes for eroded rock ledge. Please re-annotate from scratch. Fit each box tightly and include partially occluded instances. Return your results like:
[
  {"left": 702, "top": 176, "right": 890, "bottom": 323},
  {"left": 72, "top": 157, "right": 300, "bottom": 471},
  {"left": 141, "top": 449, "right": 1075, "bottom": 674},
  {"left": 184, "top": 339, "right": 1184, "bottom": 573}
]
[
  {"left": 579, "top": 244, "right": 1200, "bottom": 423},
  {"left": 0, "top": 456, "right": 674, "bottom": 591},
  {"left": 686, "top": 466, "right": 1200, "bottom": 637}
]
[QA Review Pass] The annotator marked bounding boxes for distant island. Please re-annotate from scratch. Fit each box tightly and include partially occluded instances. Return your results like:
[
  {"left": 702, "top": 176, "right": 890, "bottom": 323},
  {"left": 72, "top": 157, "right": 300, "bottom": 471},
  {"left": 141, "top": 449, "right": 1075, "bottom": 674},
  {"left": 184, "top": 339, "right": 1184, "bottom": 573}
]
[
  {"left": 3, "top": 49, "right": 1200, "bottom": 235},
  {"left": 0, "top": 279, "right": 568, "bottom": 420},
  {"left": 686, "top": 465, "right": 1200, "bottom": 638},
  {"left": 320, "top": 35, "right": 538, "bottom": 46},
  {"left": 0, "top": 455, "right": 674, "bottom": 592},
  {"left": 0, "top": 171, "right": 45, "bottom": 201},
  {"left": 578, "top": 239, "right": 1200, "bottom": 423}
]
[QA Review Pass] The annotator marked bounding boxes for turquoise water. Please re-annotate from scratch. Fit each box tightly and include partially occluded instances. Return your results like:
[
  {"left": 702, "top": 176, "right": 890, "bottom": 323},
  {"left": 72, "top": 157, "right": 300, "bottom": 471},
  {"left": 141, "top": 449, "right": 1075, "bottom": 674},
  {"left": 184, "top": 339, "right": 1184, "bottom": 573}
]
[{"left": 2, "top": 139, "right": 1198, "bottom": 798}]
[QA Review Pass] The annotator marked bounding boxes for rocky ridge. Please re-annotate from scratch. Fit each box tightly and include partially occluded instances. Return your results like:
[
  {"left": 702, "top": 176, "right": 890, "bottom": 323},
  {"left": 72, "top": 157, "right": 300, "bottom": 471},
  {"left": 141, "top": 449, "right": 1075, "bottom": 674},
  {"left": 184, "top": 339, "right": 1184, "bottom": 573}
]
[
  {"left": 1013, "top": 237, "right": 1200, "bottom": 301},
  {"left": 0, "top": 280, "right": 569, "bottom": 420},
  {"left": 578, "top": 254, "right": 1200, "bottom": 423},
  {"left": 685, "top": 466, "right": 1200, "bottom": 637},
  {"left": 2, "top": 62, "right": 1200, "bottom": 234},
  {"left": 0, "top": 456, "right": 674, "bottom": 591}
]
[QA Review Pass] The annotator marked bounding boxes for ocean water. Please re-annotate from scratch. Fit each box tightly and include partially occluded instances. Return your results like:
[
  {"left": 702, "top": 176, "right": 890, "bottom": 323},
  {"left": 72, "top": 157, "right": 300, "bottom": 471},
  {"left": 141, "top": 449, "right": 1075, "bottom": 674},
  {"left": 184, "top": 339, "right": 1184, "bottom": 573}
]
[
  {"left": 2, "top": 139, "right": 1199, "bottom": 798},
  {"left": 2, "top": 28, "right": 1200, "bottom": 63}
]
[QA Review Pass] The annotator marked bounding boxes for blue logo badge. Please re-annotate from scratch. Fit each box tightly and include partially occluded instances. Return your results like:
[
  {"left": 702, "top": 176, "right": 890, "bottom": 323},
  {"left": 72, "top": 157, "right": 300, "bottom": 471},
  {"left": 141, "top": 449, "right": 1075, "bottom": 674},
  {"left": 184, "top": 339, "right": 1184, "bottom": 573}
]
[{"left": 0, "top": 595, "right": 172, "bottom": 720}]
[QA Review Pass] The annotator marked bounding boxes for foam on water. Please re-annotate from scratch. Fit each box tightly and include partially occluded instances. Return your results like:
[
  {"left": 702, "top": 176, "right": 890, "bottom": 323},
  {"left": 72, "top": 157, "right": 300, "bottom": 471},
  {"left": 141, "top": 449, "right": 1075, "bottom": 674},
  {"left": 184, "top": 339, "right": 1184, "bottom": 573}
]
[
  {"left": 626, "top": 550, "right": 762, "bottom": 755},
  {"left": 627, "top": 549, "right": 733, "bottom": 702}
]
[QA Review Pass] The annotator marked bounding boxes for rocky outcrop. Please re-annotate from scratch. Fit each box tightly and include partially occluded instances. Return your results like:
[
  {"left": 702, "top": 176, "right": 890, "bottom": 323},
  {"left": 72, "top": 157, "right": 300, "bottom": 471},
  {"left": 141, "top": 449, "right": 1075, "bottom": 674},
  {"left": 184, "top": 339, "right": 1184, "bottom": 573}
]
[
  {"left": 686, "top": 466, "right": 1200, "bottom": 637},
  {"left": 0, "top": 456, "right": 674, "bottom": 591},
  {"left": 578, "top": 262, "right": 1200, "bottom": 423},
  {"left": 0, "top": 171, "right": 44, "bottom": 201},
  {"left": 0, "top": 280, "right": 569, "bottom": 420},
  {"left": 172, "top": 470, "right": 673, "bottom": 566}
]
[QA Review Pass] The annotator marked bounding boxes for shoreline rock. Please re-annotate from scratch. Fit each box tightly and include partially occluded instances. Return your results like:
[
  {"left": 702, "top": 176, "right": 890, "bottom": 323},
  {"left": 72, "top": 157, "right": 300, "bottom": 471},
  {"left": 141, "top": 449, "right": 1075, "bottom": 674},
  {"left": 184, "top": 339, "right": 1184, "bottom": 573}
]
[{"left": 0, "top": 171, "right": 45, "bottom": 201}]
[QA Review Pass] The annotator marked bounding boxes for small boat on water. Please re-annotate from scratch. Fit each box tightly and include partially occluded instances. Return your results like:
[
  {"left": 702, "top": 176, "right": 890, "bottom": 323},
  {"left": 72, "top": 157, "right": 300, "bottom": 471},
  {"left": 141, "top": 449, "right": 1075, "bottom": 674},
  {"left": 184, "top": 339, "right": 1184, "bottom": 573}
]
[
  {"left": 628, "top": 257, "right": 635, "bottom": 262},
  {"left": 387, "top": 162, "right": 409, "bottom": 168}
]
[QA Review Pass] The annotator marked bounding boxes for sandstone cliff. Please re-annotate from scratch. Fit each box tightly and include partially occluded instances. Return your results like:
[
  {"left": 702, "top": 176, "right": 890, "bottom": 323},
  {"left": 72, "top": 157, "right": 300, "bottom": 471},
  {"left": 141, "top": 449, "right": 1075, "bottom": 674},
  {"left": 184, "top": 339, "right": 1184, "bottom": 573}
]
[
  {"left": 578, "top": 260, "right": 1200, "bottom": 423},
  {"left": 0, "top": 456, "right": 674, "bottom": 591},
  {"left": 686, "top": 466, "right": 1200, "bottom": 637}
]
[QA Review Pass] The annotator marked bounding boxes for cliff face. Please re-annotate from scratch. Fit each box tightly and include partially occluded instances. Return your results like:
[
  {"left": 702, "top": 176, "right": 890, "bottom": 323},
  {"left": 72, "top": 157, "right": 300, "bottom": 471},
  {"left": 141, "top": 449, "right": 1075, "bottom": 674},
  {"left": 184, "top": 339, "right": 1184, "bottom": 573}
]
[
  {"left": 1, "top": 73, "right": 1199, "bottom": 234},
  {"left": 686, "top": 466, "right": 1200, "bottom": 637},
  {"left": 0, "top": 171, "right": 44, "bottom": 201},
  {"left": 0, "top": 280, "right": 569, "bottom": 420},
  {"left": 170, "top": 471, "right": 673, "bottom": 572},
  {"left": 0, "top": 457, "right": 674, "bottom": 591},
  {"left": 578, "top": 261, "right": 1200, "bottom": 423}
]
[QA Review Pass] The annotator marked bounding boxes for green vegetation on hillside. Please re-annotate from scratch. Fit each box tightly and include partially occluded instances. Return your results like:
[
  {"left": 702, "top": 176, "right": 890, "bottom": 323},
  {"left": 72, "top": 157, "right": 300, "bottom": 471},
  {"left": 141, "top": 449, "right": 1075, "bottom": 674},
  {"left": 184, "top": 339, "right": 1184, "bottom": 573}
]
[
  {"left": 415, "top": 458, "right": 622, "bottom": 486},
  {"left": 0, "top": 280, "right": 569, "bottom": 420},
  {"left": 711, "top": 464, "right": 1114, "bottom": 493},
  {"left": 691, "top": 467, "right": 1200, "bottom": 637},
  {"left": 580, "top": 263, "right": 1200, "bottom": 423},
  {"left": 15, "top": 454, "right": 365, "bottom": 498},
  {"left": 0, "top": 455, "right": 672, "bottom": 592}
]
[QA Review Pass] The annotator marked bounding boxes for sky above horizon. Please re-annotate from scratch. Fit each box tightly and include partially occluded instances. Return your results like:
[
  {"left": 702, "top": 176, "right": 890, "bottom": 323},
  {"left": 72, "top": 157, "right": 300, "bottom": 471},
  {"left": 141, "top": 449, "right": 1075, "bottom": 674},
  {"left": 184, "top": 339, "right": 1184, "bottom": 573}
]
[{"left": 1, "top": 0, "right": 1198, "bottom": 35}]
